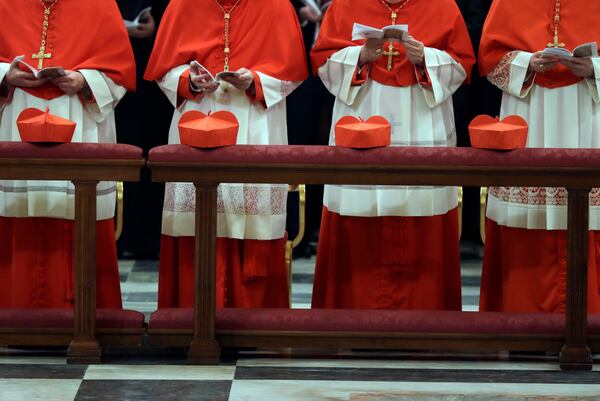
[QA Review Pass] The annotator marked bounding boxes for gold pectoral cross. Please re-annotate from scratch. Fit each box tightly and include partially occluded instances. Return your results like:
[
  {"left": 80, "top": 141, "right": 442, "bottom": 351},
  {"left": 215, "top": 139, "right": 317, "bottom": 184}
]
[
  {"left": 547, "top": 35, "right": 565, "bottom": 49},
  {"left": 383, "top": 42, "right": 400, "bottom": 71},
  {"left": 32, "top": 46, "right": 52, "bottom": 69}
]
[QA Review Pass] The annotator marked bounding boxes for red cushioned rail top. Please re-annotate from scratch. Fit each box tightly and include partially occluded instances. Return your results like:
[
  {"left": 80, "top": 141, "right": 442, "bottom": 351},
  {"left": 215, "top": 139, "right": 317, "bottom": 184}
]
[
  {"left": 0, "top": 309, "right": 145, "bottom": 329},
  {"left": 149, "top": 145, "right": 600, "bottom": 168},
  {"left": 0, "top": 142, "right": 143, "bottom": 160},
  {"left": 149, "top": 308, "right": 600, "bottom": 335}
]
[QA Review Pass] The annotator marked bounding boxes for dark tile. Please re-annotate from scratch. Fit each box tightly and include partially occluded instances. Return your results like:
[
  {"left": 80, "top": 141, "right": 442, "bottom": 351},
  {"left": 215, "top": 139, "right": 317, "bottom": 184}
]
[
  {"left": 461, "top": 276, "right": 481, "bottom": 287},
  {"left": 132, "top": 260, "right": 160, "bottom": 272},
  {"left": 0, "top": 364, "right": 86, "bottom": 379},
  {"left": 119, "top": 273, "right": 129, "bottom": 282},
  {"left": 292, "top": 273, "right": 315, "bottom": 284},
  {"left": 75, "top": 380, "right": 231, "bottom": 401},
  {"left": 234, "top": 367, "right": 600, "bottom": 384},
  {"left": 125, "top": 292, "right": 159, "bottom": 302},
  {"left": 291, "top": 293, "right": 312, "bottom": 303}
]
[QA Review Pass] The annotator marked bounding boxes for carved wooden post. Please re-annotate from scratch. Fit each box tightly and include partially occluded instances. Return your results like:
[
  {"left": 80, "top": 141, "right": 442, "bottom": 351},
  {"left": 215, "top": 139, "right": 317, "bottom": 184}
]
[
  {"left": 560, "top": 188, "right": 592, "bottom": 370},
  {"left": 67, "top": 181, "right": 101, "bottom": 364},
  {"left": 188, "top": 183, "right": 221, "bottom": 364}
]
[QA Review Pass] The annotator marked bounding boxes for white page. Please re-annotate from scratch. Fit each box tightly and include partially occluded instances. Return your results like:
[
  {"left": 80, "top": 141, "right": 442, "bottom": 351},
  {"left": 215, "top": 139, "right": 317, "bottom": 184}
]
[
  {"left": 352, "top": 23, "right": 384, "bottom": 41},
  {"left": 14, "top": 56, "right": 65, "bottom": 79}
]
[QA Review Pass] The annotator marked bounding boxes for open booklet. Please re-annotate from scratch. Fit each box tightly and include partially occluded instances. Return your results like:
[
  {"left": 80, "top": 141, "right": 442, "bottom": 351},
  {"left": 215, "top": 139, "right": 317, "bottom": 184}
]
[
  {"left": 352, "top": 23, "right": 409, "bottom": 42},
  {"left": 190, "top": 61, "right": 241, "bottom": 85},
  {"left": 542, "top": 42, "right": 598, "bottom": 60},
  {"left": 124, "top": 6, "right": 152, "bottom": 29},
  {"left": 15, "top": 56, "right": 66, "bottom": 79}
]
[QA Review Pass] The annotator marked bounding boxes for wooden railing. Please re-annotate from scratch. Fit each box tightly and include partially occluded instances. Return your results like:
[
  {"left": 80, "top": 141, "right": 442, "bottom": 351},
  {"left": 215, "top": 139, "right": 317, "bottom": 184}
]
[
  {"left": 0, "top": 143, "right": 145, "bottom": 363},
  {"left": 148, "top": 145, "right": 600, "bottom": 370}
]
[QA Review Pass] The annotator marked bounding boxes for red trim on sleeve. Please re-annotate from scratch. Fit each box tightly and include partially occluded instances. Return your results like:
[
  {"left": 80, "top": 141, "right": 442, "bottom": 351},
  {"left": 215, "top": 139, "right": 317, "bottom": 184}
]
[
  {"left": 415, "top": 65, "right": 432, "bottom": 89},
  {"left": 352, "top": 65, "right": 369, "bottom": 86},
  {"left": 246, "top": 71, "right": 266, "bottom": 108},
  {"left": 178, "top": 69, "right": 204, "bottom": 104}
]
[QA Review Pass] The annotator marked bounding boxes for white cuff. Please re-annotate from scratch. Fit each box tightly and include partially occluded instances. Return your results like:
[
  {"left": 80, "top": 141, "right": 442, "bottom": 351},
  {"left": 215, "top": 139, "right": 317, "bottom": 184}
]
[
  {"left": 318, "top": 46, "right": 363, "bottom": 106},
  {"left": 585, "top": 57, "right": 600, "bottom": 103},
  {"left": 79, "top": 70, "right": 127, "bottom": 123},
  {"left": 420, "top": 47, "right": 466, "bottom": 108},
  {"left": 507, "top": 51, "right": 535, "bottom": 98}
]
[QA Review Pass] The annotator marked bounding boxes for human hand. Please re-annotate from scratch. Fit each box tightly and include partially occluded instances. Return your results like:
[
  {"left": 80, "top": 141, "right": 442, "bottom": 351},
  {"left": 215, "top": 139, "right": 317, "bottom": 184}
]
[
  {"left": 528, "top": 51, "right": 559, "bottom": 74},
  {"left": 560, "top": 57, "right": 594, "bottom": 78},
  {"left": 219, "top": 68, "right": 254, "bottom": 91},
  {"left": 189, "top": 62, "right": 219, "bottom": 93},
  {"left": 4, "top": 59, "right": 48, "bottom": 88},
  {"left": 51, "top": 70, "right": 86, "bottom": 95},
  {"left": 127, "top": 11, "right": 156, "bottom": 39},
  {"left": 359, "top": 38, "right": 385, "bottom": 67},
  {"left": 299, "top": 6, "right": 321, "bottom": 23},
  {"left": 402, "top": 35, "right": 425, "bottom": 66}
]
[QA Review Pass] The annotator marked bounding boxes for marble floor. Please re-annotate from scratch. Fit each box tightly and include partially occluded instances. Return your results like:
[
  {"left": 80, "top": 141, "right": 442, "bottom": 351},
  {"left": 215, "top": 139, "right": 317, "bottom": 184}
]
[
  {"left": 1, "top": 352, "right": 600, "bottom": 401},
  {"left": 3, "top": 244, "right": 600, "bottom": 400}
]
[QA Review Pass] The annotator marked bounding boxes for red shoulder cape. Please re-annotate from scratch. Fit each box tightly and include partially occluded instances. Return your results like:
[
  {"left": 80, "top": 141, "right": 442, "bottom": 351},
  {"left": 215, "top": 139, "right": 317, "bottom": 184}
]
[
  {"left": 0, "top": 0, "right": 136, "bottom": 100},
  {"left": 310, "top": 0, "right": 475, "bottom": 87},
  {"left": 479, "top": 0, "right": 600, "bottom": 89},
  {"left": 145, "top": 0, "right": 308, "bottom": 82}
]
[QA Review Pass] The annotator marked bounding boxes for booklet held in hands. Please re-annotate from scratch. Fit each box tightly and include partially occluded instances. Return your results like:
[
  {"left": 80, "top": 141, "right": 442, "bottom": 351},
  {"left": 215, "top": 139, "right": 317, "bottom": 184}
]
[
  {"left": 542, "top": 42, "right": 598, "bottom": 60},
  {"left": 14, "top": 56, "right": 66, "bottom": 79},
  {"left": 190, "top": 61, "right": 241, "bottom": 85},
  {"left": 352, "top": 23, "right": 409, "bottom": 42}
]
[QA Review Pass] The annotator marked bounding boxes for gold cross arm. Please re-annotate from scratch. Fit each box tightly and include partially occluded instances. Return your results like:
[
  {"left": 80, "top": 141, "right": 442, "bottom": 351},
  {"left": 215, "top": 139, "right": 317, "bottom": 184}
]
[
  {"left": 383, "top": 43, "right": 400, "bottom": 71},
  {"left": 32, "top": 48, "right": 52, "bottom": 69},
  {"left": 547, "top": 35, "right": 565, "bottom": 49}
]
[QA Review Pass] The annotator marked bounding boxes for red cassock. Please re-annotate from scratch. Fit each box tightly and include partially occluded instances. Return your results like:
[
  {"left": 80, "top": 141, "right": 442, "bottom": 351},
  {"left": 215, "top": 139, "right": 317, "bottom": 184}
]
[
  {"left": 478, "top": 0, "right": 600, "bottom": 313},
  {"left": 145, "top": 0, "right": 307, "bottom": 308},
  {"left": 0, "top": 0, "right": 136, "bottom": 309},
  {"left": 310, "top": 0, "right": 475, "bottom": 310}
]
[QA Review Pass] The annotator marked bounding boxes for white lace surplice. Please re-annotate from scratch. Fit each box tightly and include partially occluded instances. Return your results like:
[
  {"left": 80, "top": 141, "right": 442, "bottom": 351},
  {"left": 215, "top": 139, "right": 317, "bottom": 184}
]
[
  {"left": 486, "top": 51, "right": 600, "bottom": 230},
  {"left": 0, "top": 62, "right": 126, "bottom": 221},
  {"left": 158, "top": 65, "right": 301, "bottom": 240},
  {"left": 319, "top": 46, "right": 466, "bottom": 217}
]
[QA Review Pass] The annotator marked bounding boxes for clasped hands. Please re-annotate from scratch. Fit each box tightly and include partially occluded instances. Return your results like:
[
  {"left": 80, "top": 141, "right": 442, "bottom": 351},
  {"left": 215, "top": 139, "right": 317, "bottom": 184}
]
[
  {"left": 189, "top": 63, "right": 254, "bottom": 94},
  {"left": 528, "top": 51, "right": 594, "bottom": 77},
  {"left": 359, "top": 35, "right": 425, "bottom": 68},
  {"left": 4, "top": 59, "right": 86, "bottom": 95}
]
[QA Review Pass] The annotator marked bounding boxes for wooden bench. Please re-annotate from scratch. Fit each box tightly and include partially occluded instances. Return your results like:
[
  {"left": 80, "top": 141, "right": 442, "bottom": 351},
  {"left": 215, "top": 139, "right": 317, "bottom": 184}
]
[
  {"left": 148, "top": 144, "right": 600, "bottom": 370},
  {"left": 0, "top": 142, "right": 145, "bottom": 364}
]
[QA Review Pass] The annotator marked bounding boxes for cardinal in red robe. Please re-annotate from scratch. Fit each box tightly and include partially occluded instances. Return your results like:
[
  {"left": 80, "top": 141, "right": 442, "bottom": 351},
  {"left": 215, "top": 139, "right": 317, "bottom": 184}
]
[
  {"left": 0, "top": 0, "right": 136, "bottom": 308},
  {"left": 310, "top": 0, "right": 474, "bottom": 309},
  {"left": 145, "top": 0, "right": 307, "bottom": 308},
  {"left": 479, "top": 0, "right": 600, "bottom": 313}
]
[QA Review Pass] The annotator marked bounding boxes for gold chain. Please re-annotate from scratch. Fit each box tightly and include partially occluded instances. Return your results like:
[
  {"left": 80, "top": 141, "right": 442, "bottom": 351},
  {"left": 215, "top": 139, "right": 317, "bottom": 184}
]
[
  {"left": 213, "top": 0, "right": 243, "bottom": 72},
  {"left": 33, "top": 0, "right": 60, "bottom": 69},
  {"left": 377, "top": 0, "right": 409, "bottom": 24},
  {"left": 547, "top": 0, "right": 565, "bottom": 48}
]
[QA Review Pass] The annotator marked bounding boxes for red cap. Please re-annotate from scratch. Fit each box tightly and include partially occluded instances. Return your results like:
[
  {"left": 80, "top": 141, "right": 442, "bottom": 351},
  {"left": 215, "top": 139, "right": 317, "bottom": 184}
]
[
  {"left": 469, "top": 115, "right": 528, "bottom": 150},
  {"left": 178, "top": 110, "right": 239, "bottom": 148},
  {"left": 17, "top": 108, "right": 76, "bottom": 143},
  {"left": 335, "top": 115, "right": 391, "bottom": 149}
]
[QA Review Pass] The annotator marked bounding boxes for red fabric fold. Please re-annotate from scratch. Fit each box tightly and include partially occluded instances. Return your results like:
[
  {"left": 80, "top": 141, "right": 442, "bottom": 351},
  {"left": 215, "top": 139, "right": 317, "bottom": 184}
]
[
  {"left": 0, "top": 0, "right": 136, "bottom": 100},
  {"left": 310, "top": 0, "right": 475, "bottom": 86},
  {"left": 479, "top": 0, "right": 600, "bottom": 89}
]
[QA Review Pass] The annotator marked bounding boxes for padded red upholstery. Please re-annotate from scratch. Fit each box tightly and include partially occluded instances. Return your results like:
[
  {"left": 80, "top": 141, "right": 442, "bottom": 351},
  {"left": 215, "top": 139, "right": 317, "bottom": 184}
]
[
  {"left": 0, "top": 309, "right": 145, "bottom": 329},
  {"left": 149, "top": 308, "right": 600, "bottom": 335},
  {"left": 149, "top": 145, "right": 600, "bottom": 169},
  {"left": 0, "top": 142, "right": 143, "bottom": 160}
]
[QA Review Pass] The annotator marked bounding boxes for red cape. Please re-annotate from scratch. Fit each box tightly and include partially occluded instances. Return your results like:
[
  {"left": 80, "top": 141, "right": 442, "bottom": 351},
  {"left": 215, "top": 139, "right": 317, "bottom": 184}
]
[
  {"left": 310, "top": 0, "right": 475, "bottom": 87},
  {"left": 0, "top": 0, "right": 136, "bottom": 100},
  {"left": 145, "top": 0, "right": 308, "bottom": 82},
  {"left": 479, "top": 0, "right": 600, "bottom": 89}
]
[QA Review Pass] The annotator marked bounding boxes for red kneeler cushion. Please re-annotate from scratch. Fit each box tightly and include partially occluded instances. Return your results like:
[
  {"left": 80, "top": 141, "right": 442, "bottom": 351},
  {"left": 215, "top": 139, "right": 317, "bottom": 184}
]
[
  {"left": 0, "top": 142, "right": 143, "bottom": 160},
  {"left": 0, "top": 309, "right": 145, "bottom": 329},
  {"left": 149, "top": 308, "right": 600, "bottom": 335}
]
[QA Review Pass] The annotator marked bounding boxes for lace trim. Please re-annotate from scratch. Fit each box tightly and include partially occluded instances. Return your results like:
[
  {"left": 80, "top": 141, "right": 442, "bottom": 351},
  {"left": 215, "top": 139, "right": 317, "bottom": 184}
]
[
  {"left": 489, "top": 186, "right": 600, "bottom": 207},
  {"left": 164, "top": 182, "right": 287, "bottom": 216},
  {"left": 487, "top": 51, "right": 519, "bottom": 91}
]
